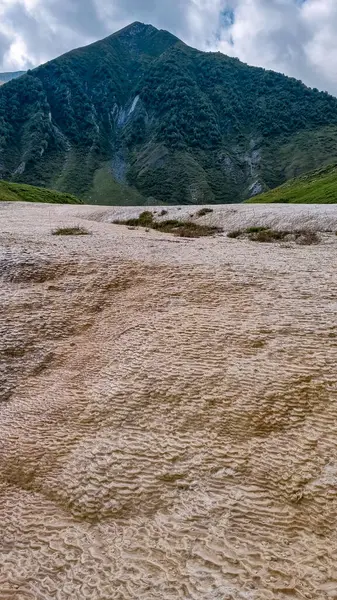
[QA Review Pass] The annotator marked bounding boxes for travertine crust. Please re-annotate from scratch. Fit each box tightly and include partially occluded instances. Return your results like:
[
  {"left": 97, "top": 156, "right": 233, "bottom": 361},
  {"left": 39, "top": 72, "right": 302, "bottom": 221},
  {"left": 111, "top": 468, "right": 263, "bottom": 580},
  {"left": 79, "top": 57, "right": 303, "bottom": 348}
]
[{"left": 1, "top": 202, "right": 337, "bottom": 600}]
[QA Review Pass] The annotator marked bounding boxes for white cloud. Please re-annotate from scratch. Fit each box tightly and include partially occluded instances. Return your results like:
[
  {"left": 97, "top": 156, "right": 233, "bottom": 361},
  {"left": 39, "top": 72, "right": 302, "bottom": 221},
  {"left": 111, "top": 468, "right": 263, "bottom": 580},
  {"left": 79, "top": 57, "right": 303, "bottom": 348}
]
[
  {"left": 301, "top": 0, "right": 337, "bottom": 88},
  {"left": 214, "top": 0, "right": 337, "bottom": 92},
  {"left": 1, "top": 0, "right": 337, "bottom": 96}
]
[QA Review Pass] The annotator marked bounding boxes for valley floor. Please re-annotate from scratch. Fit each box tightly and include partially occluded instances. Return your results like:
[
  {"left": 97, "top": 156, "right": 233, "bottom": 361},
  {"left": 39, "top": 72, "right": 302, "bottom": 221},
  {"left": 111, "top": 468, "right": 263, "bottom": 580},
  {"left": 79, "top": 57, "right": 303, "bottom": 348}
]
[{"left": 1, "top": 202, "right": 337, "bottom": 600}]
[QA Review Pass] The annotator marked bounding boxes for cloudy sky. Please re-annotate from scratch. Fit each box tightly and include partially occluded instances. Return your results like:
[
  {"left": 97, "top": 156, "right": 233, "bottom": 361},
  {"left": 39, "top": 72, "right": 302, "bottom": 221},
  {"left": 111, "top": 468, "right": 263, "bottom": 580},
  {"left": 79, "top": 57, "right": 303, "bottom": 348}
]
[{"left": 1, "top": 0, "right": 337, "bottom": 95}]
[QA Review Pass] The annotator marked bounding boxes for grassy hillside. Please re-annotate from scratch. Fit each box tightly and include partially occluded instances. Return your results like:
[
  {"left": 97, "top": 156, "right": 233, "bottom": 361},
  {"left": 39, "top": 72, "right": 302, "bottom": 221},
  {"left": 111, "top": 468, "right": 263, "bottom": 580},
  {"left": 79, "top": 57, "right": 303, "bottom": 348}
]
[
  {"left": 247, "top": 163, "right": 337, "bottom": 204},
  {"left": 3, "top": 23, "right": 337, "bottom": 204},
  {"left": 0, "top": 180, "right": 82, "bottom": 204}
]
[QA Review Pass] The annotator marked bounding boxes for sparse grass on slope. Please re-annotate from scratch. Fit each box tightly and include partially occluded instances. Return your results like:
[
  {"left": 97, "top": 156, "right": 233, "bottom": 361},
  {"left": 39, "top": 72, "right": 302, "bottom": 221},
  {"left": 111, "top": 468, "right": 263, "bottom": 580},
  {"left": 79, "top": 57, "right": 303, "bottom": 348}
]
[
  {"left": 247, "top": 163, "right": 337, "bottom": 204},
  {"left": 0, "top": 180, "right": 82, "bottom": 204}
]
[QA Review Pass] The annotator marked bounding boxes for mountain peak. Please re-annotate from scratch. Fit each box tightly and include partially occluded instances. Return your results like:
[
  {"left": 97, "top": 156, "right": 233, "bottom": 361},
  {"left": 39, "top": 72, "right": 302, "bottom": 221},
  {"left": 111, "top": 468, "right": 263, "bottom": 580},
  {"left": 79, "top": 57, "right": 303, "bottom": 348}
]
[
  {"left": 2, "top": 20, "right": 337, "bottom": 206},
  {"left": 120, "top": 22, "right": 158, "bottom": 34},
  {"left": 110, "top": 21, "right": 180, "bottom": 57}
]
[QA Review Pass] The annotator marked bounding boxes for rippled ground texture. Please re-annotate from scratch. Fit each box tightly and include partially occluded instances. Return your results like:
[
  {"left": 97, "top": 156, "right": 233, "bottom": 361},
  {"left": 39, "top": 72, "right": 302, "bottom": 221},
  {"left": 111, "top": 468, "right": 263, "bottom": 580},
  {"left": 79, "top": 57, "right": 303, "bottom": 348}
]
[{"left": 1, "top": 203, "right": 337, "bottom": 600}]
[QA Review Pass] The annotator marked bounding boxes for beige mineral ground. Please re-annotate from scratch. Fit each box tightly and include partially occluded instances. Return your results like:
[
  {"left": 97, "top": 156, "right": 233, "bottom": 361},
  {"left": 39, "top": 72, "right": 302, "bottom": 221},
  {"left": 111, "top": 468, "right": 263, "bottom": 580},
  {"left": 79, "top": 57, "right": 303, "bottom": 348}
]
[{"left": 1, "top": 201, "right": 337, "bottom": 600}]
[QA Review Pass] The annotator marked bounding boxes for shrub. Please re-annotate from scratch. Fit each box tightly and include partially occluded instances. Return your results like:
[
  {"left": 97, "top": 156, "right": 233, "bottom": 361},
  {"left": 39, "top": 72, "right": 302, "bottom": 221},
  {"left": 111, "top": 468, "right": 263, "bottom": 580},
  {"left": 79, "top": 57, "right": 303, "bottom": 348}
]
[
  {"left": 52, "top": 225, "right": 91, "bottom": 236},
  {"left": 227, "top": 227, "right": 320, "bottom": 244},
  {"left": 227, "top": 230, "right": 242, "bottom": 239},
  {"left": 251, "top": 229, "right": 288, "bottom": 243},
  {"left": 138, "top": 211, "right": 154, "bottom": 225},
  {"left": 158, "top": 221, "right": 221, "bottom": 237},
  {"left": 114, "top": 211, "right": 154, "bottom": 228},
  {"left": 196, "top": 208, "right": 214, "bottom": 217},
  {"left": 250, "top": 229, "right": 320, "bottom": 244},
  {"left": 114, "top": 215, "right": 222, "bottom": 237}
]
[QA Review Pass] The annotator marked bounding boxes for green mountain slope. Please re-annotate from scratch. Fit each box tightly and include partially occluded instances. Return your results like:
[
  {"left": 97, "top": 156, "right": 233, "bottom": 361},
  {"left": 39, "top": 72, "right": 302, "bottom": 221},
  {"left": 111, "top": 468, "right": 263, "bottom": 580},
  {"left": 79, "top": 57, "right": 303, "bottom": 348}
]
[
  {"left": 246, "top": 163, "right": 337, "bottom": 204},
  {"left": 2, "top": 22, "right": 337, "bottom": 204},
  {"left": 0, "top": 180, "right": 81, "bottom": 203}
]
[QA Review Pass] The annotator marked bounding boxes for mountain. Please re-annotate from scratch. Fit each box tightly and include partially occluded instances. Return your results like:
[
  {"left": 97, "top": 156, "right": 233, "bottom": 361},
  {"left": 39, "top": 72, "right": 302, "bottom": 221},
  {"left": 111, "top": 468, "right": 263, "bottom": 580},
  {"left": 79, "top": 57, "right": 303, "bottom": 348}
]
[
  {"left": 0, "top": 180, "right": 81, "bottom": 203},
  {"left": 2, "top": 22, "right": 337, "bottom": 204},
  {"left": 247, "top": 162, "right": 337, "bottom": 204},
  {"left": 0, "top": 71, "right": 25, "bottom": 85}
]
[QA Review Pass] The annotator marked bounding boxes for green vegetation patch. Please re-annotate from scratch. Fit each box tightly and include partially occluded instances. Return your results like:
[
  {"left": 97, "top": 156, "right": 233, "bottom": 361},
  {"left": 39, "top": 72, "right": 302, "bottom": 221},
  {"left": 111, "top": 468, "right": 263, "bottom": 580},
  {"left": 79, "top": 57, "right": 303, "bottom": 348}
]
[
  {"left": 0, "top": 180, "right": 82, "bottom": 204},
  {"left": 114, "top": 211, "right": 222, "bottom": 237}
]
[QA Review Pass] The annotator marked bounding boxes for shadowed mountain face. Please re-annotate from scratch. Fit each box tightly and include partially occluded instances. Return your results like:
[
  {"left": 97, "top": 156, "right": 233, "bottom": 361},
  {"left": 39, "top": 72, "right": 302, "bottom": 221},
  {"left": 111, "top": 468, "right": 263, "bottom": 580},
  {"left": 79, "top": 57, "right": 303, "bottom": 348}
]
[{"left": 2, "top": 22, "right": 337, "bottom": 205}]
